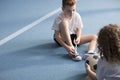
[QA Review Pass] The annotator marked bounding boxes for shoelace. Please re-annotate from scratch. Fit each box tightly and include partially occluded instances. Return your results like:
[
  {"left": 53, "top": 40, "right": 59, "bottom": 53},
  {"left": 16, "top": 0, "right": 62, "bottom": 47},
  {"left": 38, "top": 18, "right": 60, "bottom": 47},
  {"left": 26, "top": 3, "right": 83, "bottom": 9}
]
[{"left": 75, "top": 44, "right": 79, "bottom": 55}]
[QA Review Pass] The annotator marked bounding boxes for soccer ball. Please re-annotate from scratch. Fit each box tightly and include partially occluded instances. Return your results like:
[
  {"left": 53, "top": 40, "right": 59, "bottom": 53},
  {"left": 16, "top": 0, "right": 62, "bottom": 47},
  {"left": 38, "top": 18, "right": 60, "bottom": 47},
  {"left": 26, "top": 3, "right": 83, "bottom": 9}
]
[{"left": 85, "top": 54, "right": 100, "bottom": 72}]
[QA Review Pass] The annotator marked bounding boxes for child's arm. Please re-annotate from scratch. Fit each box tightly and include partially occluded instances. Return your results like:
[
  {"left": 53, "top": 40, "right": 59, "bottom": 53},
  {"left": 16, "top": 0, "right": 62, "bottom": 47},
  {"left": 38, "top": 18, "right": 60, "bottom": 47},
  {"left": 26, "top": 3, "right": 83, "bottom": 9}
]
[
  {"left": 74, "top": 28, "right": 81, "bottom": 44},
  {"left": 54, "top": 30, "right": 75, "bottom": 55},
  {"left": 85, "top": 63, "right": 97, "bottom": 80}
]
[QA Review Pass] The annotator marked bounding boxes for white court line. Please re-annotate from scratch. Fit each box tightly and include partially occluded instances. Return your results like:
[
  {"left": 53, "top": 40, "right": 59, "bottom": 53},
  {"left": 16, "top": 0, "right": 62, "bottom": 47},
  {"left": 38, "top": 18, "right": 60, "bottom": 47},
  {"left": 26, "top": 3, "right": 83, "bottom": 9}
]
[{"left": 0, "top": 7, "right": 61, "bottom": 46}]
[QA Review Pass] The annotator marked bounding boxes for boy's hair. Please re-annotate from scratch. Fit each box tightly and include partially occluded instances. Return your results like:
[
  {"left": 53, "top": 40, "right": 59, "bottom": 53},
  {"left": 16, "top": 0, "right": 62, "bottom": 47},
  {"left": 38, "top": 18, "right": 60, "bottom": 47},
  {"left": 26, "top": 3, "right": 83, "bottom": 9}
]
[
  {"left": 97, "top": 24, "right": 120, "bottom": 63},
  {"left": 62, "top": 0, "right": 76, "bottom": 7}
]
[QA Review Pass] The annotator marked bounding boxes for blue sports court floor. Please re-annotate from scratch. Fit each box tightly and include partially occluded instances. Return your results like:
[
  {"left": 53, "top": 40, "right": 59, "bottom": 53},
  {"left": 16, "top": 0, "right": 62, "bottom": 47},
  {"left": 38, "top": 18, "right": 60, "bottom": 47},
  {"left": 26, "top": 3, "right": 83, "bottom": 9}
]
[{"left": 0, "top": 0, "right": 120, "bottom": 80}]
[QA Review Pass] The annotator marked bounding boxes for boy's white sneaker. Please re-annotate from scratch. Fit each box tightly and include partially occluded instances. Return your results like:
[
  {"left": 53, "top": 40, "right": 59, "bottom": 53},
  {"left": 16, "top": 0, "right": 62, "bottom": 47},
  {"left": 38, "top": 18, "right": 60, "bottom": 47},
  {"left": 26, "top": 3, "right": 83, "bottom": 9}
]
[
  {"left": 72, "top": 55, "right": 82, "bottom": 61},
  {"left": 82, "top": 52, "right": 97, "bottom": 60},
  {"left": 68, "top": 51, "right": 82, "bottom": 61}
]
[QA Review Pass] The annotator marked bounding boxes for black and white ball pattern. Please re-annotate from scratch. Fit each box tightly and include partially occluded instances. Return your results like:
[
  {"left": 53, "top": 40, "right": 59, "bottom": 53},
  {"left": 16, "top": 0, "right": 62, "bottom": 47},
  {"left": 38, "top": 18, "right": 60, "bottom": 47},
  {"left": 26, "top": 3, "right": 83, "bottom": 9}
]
[{"left": 85, "top": 54, "right": 100, "bottom": 72}]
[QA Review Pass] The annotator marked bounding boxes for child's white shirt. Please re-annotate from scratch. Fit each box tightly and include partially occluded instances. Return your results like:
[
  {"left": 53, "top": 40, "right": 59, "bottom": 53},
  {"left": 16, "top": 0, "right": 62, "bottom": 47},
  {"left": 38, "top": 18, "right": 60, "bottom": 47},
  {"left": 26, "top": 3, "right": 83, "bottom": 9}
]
[{"left": 52, "top": 11, "right": 83, "bottom": 34}]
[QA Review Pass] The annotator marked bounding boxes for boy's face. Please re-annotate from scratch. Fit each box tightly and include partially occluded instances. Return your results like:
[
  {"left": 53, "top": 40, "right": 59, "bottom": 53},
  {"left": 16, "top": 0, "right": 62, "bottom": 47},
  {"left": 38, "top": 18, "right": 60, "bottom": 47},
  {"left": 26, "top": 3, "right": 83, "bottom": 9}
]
[{"left": 62, "top": 5, "right": 76, "bottom": 19}]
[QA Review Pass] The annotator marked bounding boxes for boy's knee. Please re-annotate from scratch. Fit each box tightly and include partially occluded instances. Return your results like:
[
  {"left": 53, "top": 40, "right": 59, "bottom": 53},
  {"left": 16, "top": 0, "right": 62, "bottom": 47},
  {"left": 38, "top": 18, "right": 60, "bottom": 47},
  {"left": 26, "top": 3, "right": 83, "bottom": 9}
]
[
  {"left": 59, "top": 20, "right": 68, "bottom": 28},
  {"left": 92, "top": 34, "right": 98, "bottom": 40}
]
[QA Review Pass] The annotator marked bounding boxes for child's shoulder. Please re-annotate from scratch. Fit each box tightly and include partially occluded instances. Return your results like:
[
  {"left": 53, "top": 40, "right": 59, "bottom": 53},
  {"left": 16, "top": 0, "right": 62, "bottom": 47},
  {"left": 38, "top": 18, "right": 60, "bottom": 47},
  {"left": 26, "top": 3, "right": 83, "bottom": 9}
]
[
  {"left": 74, "top": 11, "right": 81, "bottom": 17},
  {"left": 55, "top": 11, "right": 64, "bottom": 19}
]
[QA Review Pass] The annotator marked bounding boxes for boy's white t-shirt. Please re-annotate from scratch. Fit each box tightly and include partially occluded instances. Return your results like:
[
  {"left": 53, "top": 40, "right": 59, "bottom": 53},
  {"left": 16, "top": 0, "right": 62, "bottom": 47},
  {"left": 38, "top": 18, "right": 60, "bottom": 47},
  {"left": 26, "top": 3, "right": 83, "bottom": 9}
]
[
  {"left": 52, "top": 11, "right": 83, "bottom": 34},
  {"left": 96, "top": 58, "right": 120, "bottom": 80}
]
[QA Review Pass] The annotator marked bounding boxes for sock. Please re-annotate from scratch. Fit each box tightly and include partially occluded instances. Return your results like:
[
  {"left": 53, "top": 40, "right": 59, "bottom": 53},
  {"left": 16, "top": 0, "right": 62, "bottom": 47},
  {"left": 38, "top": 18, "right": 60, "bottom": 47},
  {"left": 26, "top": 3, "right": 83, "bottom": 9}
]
[{"left": 88, "top": 50, "right": 94, "bottom": 53}]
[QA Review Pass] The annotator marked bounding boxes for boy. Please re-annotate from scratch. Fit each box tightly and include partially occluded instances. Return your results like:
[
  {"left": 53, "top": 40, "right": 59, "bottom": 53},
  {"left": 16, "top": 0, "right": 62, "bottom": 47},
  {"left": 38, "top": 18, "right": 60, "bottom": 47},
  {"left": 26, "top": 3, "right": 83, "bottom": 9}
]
[{"left": 52, "top": 0, "right": 97, "bottom": 61}]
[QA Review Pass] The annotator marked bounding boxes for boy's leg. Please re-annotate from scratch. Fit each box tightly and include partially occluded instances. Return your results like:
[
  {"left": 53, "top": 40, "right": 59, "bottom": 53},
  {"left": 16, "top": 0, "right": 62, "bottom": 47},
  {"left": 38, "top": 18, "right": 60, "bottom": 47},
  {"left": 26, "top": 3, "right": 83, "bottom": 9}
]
[
  {"left": 59, "top": 21, "right": 73, "bottom": 47},
  {"left": 79, "top": 34, "right": 97, "bottom": 52},
  {"left": 58, "top": 20, "right": 76, "bottom": 57},
  {"left": 58, "top": 21, "right": 82, "bottom": 61},
  {"left": 79, "top": 34, "right": 97, "bottom": 60}
]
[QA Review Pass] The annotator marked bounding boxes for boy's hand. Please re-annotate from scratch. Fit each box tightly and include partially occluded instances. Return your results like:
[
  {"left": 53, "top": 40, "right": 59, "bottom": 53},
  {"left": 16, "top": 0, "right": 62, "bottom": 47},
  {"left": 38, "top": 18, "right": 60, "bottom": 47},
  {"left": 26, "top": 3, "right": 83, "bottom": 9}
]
[{"left": 66, "top": 46, "right": 75, "bottom": 55}]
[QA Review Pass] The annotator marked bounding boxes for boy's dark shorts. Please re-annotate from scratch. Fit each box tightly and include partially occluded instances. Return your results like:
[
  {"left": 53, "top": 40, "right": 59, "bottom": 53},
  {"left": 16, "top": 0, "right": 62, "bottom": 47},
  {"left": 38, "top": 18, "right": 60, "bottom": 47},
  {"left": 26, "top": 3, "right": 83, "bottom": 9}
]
[{"left": 54, "top": 34, "right": 79, "bottom": 46}]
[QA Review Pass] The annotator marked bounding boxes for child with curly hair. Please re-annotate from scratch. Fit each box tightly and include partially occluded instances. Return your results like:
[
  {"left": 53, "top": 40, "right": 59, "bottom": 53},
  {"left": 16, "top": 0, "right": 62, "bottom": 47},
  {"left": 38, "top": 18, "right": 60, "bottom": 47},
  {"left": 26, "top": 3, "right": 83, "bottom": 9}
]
[{"left": 85, "top": 24, "right": 120, "bottom": 80}]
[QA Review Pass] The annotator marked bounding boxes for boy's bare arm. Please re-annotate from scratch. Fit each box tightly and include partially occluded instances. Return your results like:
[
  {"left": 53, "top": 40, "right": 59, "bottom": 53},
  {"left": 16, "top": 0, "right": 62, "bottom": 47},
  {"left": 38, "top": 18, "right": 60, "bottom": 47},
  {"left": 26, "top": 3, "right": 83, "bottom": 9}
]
[
  {"left": 75, "top": 28, "right": 81, "bottom": 38},
  {"left": 54, "top": 31, "right": 75, "bottom": 55},
  {"left": 74, "top": 28, "right": 81, "bottom": 44}
]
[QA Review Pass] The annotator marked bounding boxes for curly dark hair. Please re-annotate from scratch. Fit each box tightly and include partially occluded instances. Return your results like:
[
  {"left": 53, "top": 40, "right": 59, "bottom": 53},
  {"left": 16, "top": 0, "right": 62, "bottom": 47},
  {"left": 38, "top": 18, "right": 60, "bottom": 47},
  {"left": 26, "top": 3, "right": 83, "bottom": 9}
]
[{"left": 97, "top": 24, "right": 120, "bottom": 63}]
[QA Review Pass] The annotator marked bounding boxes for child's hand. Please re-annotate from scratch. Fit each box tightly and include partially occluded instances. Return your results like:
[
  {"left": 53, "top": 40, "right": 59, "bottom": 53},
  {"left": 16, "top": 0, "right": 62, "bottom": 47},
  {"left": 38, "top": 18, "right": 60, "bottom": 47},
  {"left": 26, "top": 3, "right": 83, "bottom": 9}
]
[
  {"left": 66, "top": 46, "right": 75, "bottom": 55},
  {"left": 85, "top": 63, "right": 92, "bottom": 73},
  {"left": 85, "top": 63, "right": 91, "bottom": 70}
]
